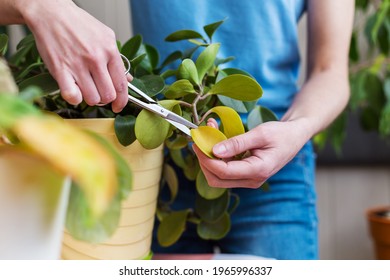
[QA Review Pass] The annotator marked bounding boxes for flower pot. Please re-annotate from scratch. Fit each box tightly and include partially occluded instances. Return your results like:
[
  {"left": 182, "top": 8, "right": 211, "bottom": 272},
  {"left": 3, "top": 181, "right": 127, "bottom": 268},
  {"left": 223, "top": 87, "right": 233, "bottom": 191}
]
[
  {"left": 61, "top": 118, "right": 163, "bottom": 260},
  {"left": 367, "top": 206, "right": 390, "bottom": 260},
  {"left": 0, "top": 147, "right": 71, "bottom": 259}
]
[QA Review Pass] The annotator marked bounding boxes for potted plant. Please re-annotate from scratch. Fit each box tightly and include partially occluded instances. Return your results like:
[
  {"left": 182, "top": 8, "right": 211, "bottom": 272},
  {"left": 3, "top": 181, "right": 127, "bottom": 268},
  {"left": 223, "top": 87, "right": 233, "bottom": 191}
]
[
  {"left": 1, "top": 19, "right": 275, "bottom": 258},
  {"left": 314, "top": 0, "right": 390, "bottom": 259},
  {"left": 0, "top": 57, "right": 132, "bottom": 259}
]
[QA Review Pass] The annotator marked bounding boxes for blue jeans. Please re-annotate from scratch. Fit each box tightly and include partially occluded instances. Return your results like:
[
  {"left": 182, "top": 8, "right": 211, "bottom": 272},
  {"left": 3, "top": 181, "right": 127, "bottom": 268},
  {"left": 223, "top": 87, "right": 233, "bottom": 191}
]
[{"left": 152, "top": 142, "right": 318, "bottom": 260}]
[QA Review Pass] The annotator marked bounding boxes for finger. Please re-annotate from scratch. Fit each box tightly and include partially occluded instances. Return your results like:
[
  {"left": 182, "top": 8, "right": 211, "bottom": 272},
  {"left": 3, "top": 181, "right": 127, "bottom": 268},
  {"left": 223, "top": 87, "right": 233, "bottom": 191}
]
[
  {"left": 212, "top": 129, "right": 265, "bottom": 159},
  {"left": 199, "top": 161, "right": 264, "bottom": 189},
  {"left": 193, "top": 144, "right": 266, "bottom": 181},
  {"left": 91, "top": 64, "right": 116, "bottom": 105},
  {"left": 74, "top": 67, "right": 101, "bottom": 106},
  {"left": 108, "top": 53, "right": 129, "bottom": 112},
  {"left": 55, "top": 71, "right": 82, "bottom": 105},
  {"left": 207, "top": 118, "right": 218, "bottom": 129}
]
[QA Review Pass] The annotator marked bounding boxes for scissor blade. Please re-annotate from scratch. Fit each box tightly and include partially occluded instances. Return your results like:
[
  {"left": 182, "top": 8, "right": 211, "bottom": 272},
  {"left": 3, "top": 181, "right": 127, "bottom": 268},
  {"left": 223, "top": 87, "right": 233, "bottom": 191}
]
[
  {"left": 165, "top": 119, "right": 192, "bottom": 137},
  {"left": 128, "top": 82, "right": 155, "bottom": 103},
  {"left": 165, "top": 111, "right": 198, "bottom": 129}
]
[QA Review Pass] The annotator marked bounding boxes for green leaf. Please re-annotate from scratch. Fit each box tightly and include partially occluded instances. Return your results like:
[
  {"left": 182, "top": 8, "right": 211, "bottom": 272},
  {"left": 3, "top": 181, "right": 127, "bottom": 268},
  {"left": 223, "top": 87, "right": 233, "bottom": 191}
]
[
  {"left": 15, "top": 61, "right": 44, "bottom": 81},
  {"left": 0, "top": 34, "right": 8, "bottom": 56},
  {"left": 86, "top": 131, "right": 133, "bottom": 200},
  {"left": 218, "top": 96, "right": 256, "bottom": 113},
  {"left": 157, "top": 209, "right": 190, "bottom": 247},
  {"left": 247, "top": 106, "right": 278, "bottom": 130},
  {"left": 197, "top": 212, "right": 231, "bottom": 240},
  {"left": 18, "top": 73, "right": 59, "bottom": 94},
  {"left": 371, "top": 1, "right": 390, "bottom": 44},
  {"left": 196, "top": 43, "right": 220, "bottom": 83},
  {"left": 162, "top": 163, "right": 179, "bottom": 204},
  {"left": 195, "top": 191, "right": 229, "bottom": 222},
  {"left": 159, "top": 50, "right": 182, "bottom": 70},
  {"left": 130, "top": 53, "right": 147, "bottom": 69},
  {"left": 121, "top": 34, "right": 142, "bottom": 59},
  {"left": 169, "top": 148, "right": 186, "bottom": 169},
  {"left": 178, "top": 59, "right": 199, "bottom": 85},
  {"left": 141, "top": 44, "right": 159, "bottom": 71},
  {"left": 18, "top": 86, "right": 44, "bottom": 103},
  {"left": 183, "top": 153, "right": 200, "bottom": 181},
  {"left": 130, "top": 75, "right": 165, "bottom": 97},
  {"left": 384, "top": 78, "right": 390, "bottom": 100},
  {"left": 204, "top": 19, "right": 226, "bottom": 41},
  {"left": 135, "top": 109, "right": 170, "bottom": 149},
  {"left": 164, "top": 79, "right": 195, "bottom": 98},
  {"left": 349, "top": 32, "right": 360, "bottom": 62},
  {"left": 165, "top": 134, "right": 188, "bottom": 150},
  {"left": 66, "top": 183, "right": 121, "bottom": 243},
  {"left": 208, "top": 74, "right": 262, "bottom": 101},
  {"left": 114, "top": 115, "right": 136, "bottom": 146},
  {"left": 0, "top": 94, "right": 41, "bottom": 129},
  {"left": 165, "top": 30, "right": 205, "bottom": 42},
  {"left": 196, "top": 170, "right": 226, "bottom": 200}
]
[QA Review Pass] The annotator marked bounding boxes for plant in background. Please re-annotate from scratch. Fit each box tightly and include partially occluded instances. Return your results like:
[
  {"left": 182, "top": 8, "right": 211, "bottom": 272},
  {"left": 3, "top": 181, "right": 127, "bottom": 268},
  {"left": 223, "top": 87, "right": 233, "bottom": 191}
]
[
  {"left": 315, "top": 0, "right": 390, "bottom": 153},
  {"left": 0, "top": 19, "right": 277, "bottom": 247}
]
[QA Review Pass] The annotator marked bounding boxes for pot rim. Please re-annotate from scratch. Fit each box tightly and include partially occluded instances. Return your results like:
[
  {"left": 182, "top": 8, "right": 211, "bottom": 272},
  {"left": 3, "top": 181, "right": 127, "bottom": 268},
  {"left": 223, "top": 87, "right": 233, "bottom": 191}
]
[{"left": 367, "top": 206, "right": 390, "bottom": 224}]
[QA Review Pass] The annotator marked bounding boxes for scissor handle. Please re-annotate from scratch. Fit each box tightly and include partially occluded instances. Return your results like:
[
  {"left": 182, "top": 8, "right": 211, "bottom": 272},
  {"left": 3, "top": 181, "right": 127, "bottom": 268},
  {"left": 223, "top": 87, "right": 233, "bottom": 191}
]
[{"left": 121, "top": 54, "right": 131, "bottom": 75}]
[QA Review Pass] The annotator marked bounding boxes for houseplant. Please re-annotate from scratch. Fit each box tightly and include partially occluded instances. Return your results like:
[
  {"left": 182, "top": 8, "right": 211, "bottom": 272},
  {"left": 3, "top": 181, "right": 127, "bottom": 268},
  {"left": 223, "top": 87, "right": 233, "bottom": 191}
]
[
  {"left": 1, "top": 19, "right": 275, "bottom": 257},
  {"left": 0, "top": 57, "right": 133, "bottom": 259},
  {"left": 314, "top": 0, "right": 390, "bottom": 259}
]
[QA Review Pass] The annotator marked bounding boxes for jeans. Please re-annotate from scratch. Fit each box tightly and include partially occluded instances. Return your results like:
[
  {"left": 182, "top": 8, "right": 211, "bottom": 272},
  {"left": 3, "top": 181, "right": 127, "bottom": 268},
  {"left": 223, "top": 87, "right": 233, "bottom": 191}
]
[{"left": 152, "top": 141, "right": 318, "bottom": 260}]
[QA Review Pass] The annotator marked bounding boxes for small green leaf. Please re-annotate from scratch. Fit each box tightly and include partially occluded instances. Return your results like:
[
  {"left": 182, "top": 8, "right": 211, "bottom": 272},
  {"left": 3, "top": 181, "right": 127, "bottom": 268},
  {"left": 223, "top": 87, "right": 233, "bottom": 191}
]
[
  {"left": 19, "top": 86, "right": 44, "bottom": 103},
  {"left": 195, "top": 191, "right": 229, "bottom": 222},
  {"left": 197, "top": 212, "right": 231, "bottom": 240},
  {"left": 204, "top": 19, "right": 226, "bottom": 41},
  {"left": 165, "top": 30, "right": 205, "bottom": 42},
  {"left": 114, "top": 115, "right": 136, "bottom": 146},
  {"left": 196, "top": 170, "right": 226, "bottom": 200},
  {"left": 247, "top": 106, "right": 278, "bottom": 130},
  {"left": 157, "top": 209, "right": 191, "bottom": 247},
  {"left": 178, "top": 59, "right": 199, "bottom": 85},
  {"left": 196, "top": 43, "right": 220, "bottom": 83},
  {"left": 183, "top": 153, "right": 200, "bottom": 181},
  {"left": 208, "top": 74, "right": 262, "bottom": 101},
  {"left": 169, "top": 148, "right": 186, "bottom": 169},
  {"left": 130, "top": 75, "right": 165, "bottom": 97},
  {"left": 163, "top": 163, "right": 179, "bottom": 204},
  {"left": 140, "top": 44, "right": 159, "bottom": 71},
  {"left": 159, "top": 51, "right": 182, "bottom": 70},
  {"left": 165, "top": 134, "right": 188, "bottom": 150},
  {"left": 164, "top": 79, "right": 195, "bottom": 98}
]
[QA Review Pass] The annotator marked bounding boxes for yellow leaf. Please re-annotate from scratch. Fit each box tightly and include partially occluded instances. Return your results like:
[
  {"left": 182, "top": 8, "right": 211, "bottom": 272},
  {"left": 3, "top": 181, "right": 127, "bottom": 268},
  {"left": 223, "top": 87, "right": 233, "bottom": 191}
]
[
  {"left": 191, "top": 126, "right": 227, "bottom": 158},
  {"left": 13, "top": 115, "right": 117, "bottom": 216},
  {"left": 208, "top": 106, "right": 245, "bottom": 138}
]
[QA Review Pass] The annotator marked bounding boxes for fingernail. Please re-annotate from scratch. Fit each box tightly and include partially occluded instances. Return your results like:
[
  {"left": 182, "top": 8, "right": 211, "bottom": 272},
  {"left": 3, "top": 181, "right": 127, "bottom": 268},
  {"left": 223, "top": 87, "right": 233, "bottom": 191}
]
[{"left": 213, "top": 144, "right": 227, "bottom": 156}]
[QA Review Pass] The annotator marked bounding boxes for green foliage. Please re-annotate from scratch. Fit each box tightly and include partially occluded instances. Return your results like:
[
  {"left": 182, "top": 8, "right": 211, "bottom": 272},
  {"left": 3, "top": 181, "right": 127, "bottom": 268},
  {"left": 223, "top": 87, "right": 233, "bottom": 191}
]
[
  {"left": 317, "top": 0, "right": 390, "bottom": 152},
  {"left": 1, "top": 19, "right": 271, "bottom": 247}
]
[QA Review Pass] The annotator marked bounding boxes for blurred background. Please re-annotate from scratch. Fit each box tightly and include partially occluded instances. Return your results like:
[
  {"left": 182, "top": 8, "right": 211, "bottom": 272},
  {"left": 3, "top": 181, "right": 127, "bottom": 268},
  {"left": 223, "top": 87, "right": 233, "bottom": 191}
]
[{"left": 4, "top": 0, "right": 390, "bottom": 259}]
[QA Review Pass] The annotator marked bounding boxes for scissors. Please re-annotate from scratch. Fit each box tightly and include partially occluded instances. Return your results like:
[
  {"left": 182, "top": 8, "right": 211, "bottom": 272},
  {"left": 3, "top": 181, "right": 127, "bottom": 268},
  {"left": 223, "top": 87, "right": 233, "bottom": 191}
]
[{"left": 121, "top": 54, "right": 198, "bottom": 136}]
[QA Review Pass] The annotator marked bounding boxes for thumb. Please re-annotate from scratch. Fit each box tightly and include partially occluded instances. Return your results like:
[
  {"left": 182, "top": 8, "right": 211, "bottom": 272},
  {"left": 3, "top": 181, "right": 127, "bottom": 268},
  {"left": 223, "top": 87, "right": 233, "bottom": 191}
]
[{"left": 213, "top": 133, "right": 254, "bottom": 158}]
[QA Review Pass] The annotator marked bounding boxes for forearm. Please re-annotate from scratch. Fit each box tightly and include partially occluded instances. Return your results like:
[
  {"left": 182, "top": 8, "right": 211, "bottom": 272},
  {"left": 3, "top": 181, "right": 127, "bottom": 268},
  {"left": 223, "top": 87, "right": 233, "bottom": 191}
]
[
  {"left": 0, "top": 0, "right": 24, "bottom": 24},
  {"left": 281, "top": 65, "right": 350, "bottom": 140}
]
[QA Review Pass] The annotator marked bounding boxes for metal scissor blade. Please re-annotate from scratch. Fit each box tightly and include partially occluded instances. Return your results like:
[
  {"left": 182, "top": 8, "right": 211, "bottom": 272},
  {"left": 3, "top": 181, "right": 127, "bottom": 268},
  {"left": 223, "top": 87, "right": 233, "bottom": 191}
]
[
  {"left": 165, "top": 119, "right": 192, "bottom": 137},
  {"left": 165, "top": 111, "right": 198, "bottom": 129},
  {"left": 128, "top": 82, "right": 156, "bottom": 103}
]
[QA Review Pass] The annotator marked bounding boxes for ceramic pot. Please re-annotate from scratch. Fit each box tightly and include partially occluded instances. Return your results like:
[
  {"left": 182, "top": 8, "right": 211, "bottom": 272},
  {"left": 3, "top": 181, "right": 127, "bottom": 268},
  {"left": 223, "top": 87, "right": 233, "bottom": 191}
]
[
  {"left": 367, "top": 206, "right": 390, "bottom": 260},
  {"left": 61, "top": 118, "right": 163, "bottom": 260}
]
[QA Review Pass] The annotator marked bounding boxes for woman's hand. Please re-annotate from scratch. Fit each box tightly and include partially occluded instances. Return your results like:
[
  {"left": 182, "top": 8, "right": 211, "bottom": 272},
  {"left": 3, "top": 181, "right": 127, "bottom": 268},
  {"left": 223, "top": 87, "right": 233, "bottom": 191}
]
[
  {"left": 19, "top": 0, "right": 130, "bottom": 112},
  {"left": 193, "top": 119, "right": 311, "bottom": 188}
]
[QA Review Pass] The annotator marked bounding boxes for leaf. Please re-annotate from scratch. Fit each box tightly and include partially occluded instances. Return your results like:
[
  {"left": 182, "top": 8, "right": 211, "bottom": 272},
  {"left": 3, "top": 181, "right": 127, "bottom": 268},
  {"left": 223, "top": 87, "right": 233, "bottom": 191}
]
[
  {"left": 191, "top": 126, "right": 227, "bottom": 158},
  {"left": 121, "top": 34, "right": 142, "bottom": 59},
  {"left": 247, "top": 106, "right": 278, "bottom": 130},
  {"left": 0, "top": 34, "right": 8, "bottom": 56},
  {"left": 129, "top": 75, "right": 165, "bottom": 97},
  {"left": 218, "top": 96, "right": 256, "bottom": 113},
  {"left": 159, "top": 50, "right": 182, "bottom": 70},
  {"left": 66, "top": 184, "right": 121, "bottom": 243},
  {"left": 14, "top": 115, "right": 118, "bottom": 216},
  {"left": 197, "top": 212, "right": 231, "bottom": 240},
  {"left": 114, "top": 115, "right": 136, "bottom": 146},
  {"left": 18, "top": 73, "right": 59, "bottom": 94},
  {"left": 164, "top": 79, "right": 195, "bottom": 98},
  {"left": 165, "top": 134, "right": 188, "bottom": 150},
  {"left": 204, "top": 19, "right": 226, "bottom": 41},
  {"left": 163, "top": 163, "right": 178, "bottom": 204},
  {"left": 195, "top": 191, "right": 229, "bottom": 222},
  {"left": 207, "top": 106, "right": 245, "bottom": 138},
  {"left": 140, "top": 44, "right": 159, "bottom": 71},
  {"left": 196, "top": 170, "right": 226, "bottom": 200},
  {"left": 18, "top": 86, "right": 45, "bottom": 103},
  {"left": 165, "top": 30, "right": 205, "bottom": 42},
  {"left": 157, "top": 209, "right": 191, "bottom": 247},
  {"left": 196, "top": 43, "right": 220, "bottom": 83},
  {"left": 135, "top": 109, "right": 170, "bottom": 149},
  {"left": 208, "top": 74, "right": 262, "bottom": 101},
  {"left": 178, "top": 59, "right": 199, "bottom": 85}
]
